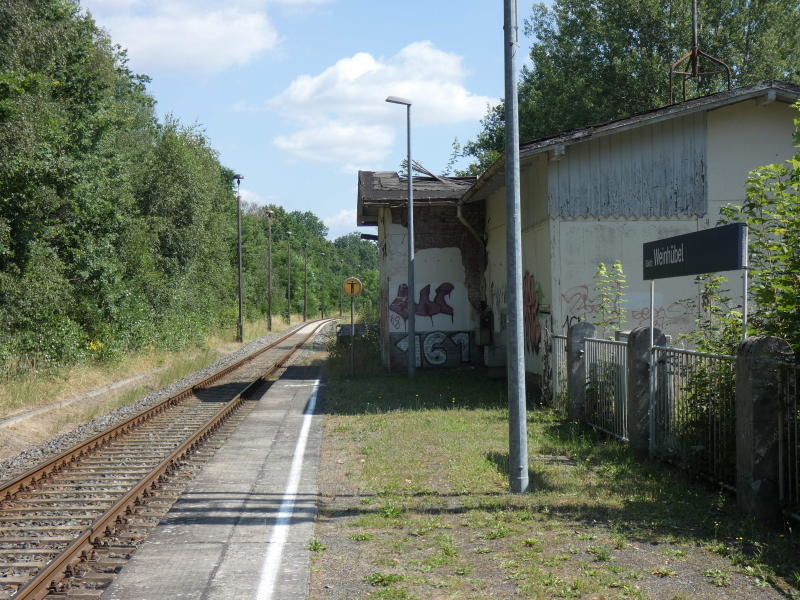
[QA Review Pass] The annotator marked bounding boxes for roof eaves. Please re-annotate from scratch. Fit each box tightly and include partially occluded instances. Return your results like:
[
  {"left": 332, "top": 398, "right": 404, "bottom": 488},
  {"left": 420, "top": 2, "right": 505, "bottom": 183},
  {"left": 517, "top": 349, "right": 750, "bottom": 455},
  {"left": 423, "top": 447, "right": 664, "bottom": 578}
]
[{"left": 460, "top": 80, "right": 800, "bottom": 204}]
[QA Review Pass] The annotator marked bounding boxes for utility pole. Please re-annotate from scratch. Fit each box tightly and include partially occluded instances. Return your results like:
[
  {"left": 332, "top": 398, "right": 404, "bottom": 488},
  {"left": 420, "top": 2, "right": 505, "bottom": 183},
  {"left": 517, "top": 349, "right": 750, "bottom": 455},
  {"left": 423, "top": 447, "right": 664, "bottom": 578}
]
[
  {"left": 303, "top": 241, "right": 309, "bottom": 321},
  {"left": 504, "top": 0, "right": 529, "bottom": 494},
  {"left": 266, "top": 209, "right": 274, "bottom": 331},
  {"left": 234, "top": 174, "right": 244, "bottom": 343},
  {"left": 286, "top": 231, "right": 292, "bottom": 324},
  {"left": 385, "top": 95, "right": 415, "bottom": 377},
  {"left": 339, "top": 260, "right": 344, "bottom": 317},
  {"left": 319, "top": 251, "right": 326, "bottom": 318}
]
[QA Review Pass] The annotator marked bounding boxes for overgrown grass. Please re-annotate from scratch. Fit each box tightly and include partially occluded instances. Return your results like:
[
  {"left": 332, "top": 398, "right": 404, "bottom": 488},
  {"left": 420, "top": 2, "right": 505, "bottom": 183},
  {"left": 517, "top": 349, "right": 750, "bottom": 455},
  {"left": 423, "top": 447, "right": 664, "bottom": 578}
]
[
  {"left": 313, "top": 347, "right": 800, "bottom": 600},
  {"left": 0, "top": 317, "right": 294, "bottom": 418}
]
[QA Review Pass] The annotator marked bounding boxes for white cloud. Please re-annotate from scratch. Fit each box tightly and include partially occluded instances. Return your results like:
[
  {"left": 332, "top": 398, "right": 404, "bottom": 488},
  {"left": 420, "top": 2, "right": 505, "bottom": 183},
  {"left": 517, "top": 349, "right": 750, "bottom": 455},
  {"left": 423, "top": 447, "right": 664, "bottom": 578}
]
[
  {"left": 274, "top": 122, "right": 394, "bottom": 171},
  {"left": 269, "top": 42, "right": 493, "bottom": 165},
  {"left": 82, "top": 1, "right": 278, "bottom": 73},
  {"left": 239, "top": 188, "right": 277, "bottom": 206},
  {"left": 324, "top": 209, "right": 373, "bottom": 240}
]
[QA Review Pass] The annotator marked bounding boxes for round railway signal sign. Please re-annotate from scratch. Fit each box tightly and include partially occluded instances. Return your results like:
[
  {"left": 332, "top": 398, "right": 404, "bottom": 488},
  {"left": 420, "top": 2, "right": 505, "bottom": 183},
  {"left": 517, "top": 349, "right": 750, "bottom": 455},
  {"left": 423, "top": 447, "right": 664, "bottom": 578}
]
[{"left": 343, "top": 277, "right": 363, "bottom": 297}]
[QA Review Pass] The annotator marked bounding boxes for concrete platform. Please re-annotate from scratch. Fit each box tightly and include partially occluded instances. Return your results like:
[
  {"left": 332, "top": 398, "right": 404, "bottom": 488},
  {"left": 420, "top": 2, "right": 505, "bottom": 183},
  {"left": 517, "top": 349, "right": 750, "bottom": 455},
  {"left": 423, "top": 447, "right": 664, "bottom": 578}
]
[{"left": 102, "top": 364, "right": 324, "bottom": 600}]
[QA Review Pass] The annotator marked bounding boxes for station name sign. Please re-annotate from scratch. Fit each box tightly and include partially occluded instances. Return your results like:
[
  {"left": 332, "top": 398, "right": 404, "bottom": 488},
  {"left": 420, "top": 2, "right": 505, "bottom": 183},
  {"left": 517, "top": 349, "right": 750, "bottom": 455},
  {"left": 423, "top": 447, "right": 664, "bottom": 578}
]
[{"left": 642, "top": 223, "right": 746, "bottom": 280}]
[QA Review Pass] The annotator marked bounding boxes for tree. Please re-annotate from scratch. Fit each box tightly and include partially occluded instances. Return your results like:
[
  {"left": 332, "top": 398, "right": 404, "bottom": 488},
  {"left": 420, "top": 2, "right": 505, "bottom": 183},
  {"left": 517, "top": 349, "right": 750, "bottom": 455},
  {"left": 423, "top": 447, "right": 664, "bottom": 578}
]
[{"left": 461, "top": 0, "right": 800, "bottom": 174}]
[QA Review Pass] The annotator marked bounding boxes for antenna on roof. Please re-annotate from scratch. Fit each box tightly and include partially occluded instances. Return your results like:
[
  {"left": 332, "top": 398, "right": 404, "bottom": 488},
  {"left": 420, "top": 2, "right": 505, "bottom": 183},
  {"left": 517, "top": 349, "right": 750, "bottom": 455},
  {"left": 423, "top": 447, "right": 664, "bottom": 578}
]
[
  {"left": 669, "top": 0, "right": 731, "bottom": 103},
  {"left": 401, "top": 159, "right": 469, "bottom": 185}
]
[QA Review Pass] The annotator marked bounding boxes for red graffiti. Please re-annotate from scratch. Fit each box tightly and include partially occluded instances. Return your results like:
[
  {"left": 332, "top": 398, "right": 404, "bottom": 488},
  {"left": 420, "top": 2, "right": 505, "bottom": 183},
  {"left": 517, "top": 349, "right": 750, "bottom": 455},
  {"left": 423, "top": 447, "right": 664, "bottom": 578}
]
[{"left": 389, "top": 282, "right": 455, "bottom": 325}]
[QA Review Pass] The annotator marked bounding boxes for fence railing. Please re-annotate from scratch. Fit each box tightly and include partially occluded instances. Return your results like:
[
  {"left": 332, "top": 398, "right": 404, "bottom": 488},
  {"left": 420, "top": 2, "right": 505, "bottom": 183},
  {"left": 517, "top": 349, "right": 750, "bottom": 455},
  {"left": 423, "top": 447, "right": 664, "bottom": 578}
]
[
  {"left": 551, "top": 334, "right": 568, "bottom": 414},
  {"left": 779, "top": 363, "right": 800, "bottom": 519},
  {"left": 652, "top": 346, "right": 737, "bottom": 489},
  {"left": 584, "top": 338, "right": 628, "bottom": 440}
]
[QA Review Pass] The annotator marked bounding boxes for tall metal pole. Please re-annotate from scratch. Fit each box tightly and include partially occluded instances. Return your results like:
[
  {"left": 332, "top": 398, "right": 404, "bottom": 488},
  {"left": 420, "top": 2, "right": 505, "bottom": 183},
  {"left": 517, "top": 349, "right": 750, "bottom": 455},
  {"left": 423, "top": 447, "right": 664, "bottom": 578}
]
[
  {"left": 504, "top": 0, "right": 529, "bottom": 494},
  {"left": 266, "top": 210, "right": 273, "bottom": 331},
  {"left": 303, "top": 242, "right": 309, "bottom": 321},
  {"left": 319, "top": 251, "right": 326, "bottom": 318},
  {"left": 235, "top": 174, "right": 244, "bottom": 343},
  {"left": 386, "top": 95, "right": 415, "bottom": 377},
  {"left": 286, "top": 231, "right": 292, "bottom": 324}
]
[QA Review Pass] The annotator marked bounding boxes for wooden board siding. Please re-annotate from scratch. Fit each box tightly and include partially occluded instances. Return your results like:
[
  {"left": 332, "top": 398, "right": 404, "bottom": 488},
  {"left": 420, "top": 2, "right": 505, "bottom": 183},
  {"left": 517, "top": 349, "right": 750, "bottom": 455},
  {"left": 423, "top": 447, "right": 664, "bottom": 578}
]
[{"left": 547, "top": 112, "right": 707, "bottom": 218}]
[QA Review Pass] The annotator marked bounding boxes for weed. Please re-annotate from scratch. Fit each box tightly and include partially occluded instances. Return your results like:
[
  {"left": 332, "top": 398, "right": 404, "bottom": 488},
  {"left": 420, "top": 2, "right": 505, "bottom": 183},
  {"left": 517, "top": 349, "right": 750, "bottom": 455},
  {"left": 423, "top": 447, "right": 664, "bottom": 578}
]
[
  {"left": 350, "top": 532, "right": 374, "bottom": 541},
  {"left": 368, "top": 589, "right": 412, "bottom": 600},
  {"left": 380, "top": 504, "right": 405, "bottom": 519},
  {"left": 652, "top": 566, "right": 676, "bottom": 577},
  {"left": 307, "top": 538, "right": 326, "bottom": 552},
  {"left": 364, "top": 572, "right": 404, "bottom": 587},
  {"left": 474, "top": 547, "right": 492, "bottom": 554},
  {"left": 660, "top": 548, "right": 687, "bottom": 559},
  {"left": 483, "top": 525, "right": 510, "bottom": 540},
  {"left": 587, "top": 546, "right": 612, "bottom": 562},
  {"left": 701, "top": 568, "right": 731, "bottom": 587},
  {"left": 522, "top": 537, "right": 542, "bottom": 550}
]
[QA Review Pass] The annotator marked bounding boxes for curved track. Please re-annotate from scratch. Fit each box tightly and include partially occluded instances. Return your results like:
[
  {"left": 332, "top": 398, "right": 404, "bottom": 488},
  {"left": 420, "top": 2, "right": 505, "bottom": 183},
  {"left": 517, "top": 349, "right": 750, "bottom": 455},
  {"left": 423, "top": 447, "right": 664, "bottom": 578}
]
[{"left": 0, "top": 320, "right": 332, "bottom": 600}]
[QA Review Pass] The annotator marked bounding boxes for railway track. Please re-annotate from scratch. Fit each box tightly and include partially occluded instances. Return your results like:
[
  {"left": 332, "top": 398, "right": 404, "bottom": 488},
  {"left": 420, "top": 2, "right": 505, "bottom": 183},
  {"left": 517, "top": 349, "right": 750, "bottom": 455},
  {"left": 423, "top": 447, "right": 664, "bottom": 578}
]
[{"left": 0, "top": 320, "right": 332, "bottom": 600}]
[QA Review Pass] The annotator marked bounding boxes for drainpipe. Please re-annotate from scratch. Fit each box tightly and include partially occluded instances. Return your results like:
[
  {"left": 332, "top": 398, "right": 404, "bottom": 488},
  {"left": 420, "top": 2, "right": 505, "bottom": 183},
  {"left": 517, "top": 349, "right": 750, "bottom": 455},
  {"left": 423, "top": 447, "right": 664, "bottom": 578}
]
[{"left": 456, "top": 200, "right": 484, "bottom": 252}]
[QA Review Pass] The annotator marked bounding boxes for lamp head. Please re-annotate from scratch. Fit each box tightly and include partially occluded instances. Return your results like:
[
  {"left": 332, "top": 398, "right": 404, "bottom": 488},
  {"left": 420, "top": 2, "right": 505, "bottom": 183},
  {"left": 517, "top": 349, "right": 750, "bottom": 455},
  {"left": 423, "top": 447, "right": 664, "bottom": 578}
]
[{"left": 385, "top": 96, "right": 411, "bottom": 106}]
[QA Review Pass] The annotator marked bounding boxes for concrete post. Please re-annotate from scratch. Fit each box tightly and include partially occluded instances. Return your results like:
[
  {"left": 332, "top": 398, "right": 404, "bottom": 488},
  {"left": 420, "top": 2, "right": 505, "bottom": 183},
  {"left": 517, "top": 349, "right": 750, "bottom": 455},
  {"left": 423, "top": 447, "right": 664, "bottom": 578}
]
[
  {"left": 626, "top": 327, "right": 665, "bottom": 455},
  {"left": 736, "top": 336, "right": 794, "bottom": 519},
  {"left": 567, "top": 322, "right": 596, "bottom": 422}
]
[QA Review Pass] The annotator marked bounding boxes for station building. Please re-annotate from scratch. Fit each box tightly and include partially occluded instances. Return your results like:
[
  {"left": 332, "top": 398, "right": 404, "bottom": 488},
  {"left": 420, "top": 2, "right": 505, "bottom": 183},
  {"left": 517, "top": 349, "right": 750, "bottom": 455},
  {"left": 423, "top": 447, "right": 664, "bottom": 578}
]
[{"left": 357, "top": 81, "right": 800, "bottom": 376}]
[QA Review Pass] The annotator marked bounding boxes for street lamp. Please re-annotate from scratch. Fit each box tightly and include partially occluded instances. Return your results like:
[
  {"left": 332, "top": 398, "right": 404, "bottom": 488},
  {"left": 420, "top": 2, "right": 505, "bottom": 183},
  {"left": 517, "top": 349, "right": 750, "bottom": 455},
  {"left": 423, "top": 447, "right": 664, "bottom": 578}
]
[
  {"left": 265, "top": 209, "right": 274, "bottom": 331},
  {"left": 286, "top": 231, "right": 292, "bottom": 323},
  {"left": 234, "top": 174, "right": 244, "bottom": 343},
  {"left": 303, "top": 241, "right": 309, "bottom": 321},
  {"left": 386, "top": 95, "right": 415, "bottom": 377},
  {"left": 319, "top": 251, "right": 326, "bottom": 318}
]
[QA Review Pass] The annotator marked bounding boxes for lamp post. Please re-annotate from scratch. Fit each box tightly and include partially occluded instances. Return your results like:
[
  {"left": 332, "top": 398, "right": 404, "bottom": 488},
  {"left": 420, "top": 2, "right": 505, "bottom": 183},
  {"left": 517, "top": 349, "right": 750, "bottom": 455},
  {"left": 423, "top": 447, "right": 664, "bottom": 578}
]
[
  {"left": 286, "top": 231, "right": 292, "bottom": 324},
  {"left": 386, "top": 95, "right": 415, "bottom": 377},
  {"left": 319, "top": 251, "right": 326, "bottom": 318},
  {"left": 303, "top": 241, "right": 309, "bottom": 321},
  {"left": 234, "top": 174, "right": 244, "bottom": 343},
  {"left": 265, "top": 209, "right": 274, "bottom": 331},
  {"left": 339, "top": 259, "right": 344, "bottom": 318}
]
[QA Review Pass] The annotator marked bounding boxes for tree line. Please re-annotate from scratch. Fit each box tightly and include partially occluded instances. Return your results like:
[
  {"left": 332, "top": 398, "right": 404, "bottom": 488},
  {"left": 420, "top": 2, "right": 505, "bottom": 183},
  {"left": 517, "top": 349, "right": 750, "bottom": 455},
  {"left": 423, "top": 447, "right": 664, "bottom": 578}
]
[{"left": 0, "top": 0, "right": 377, "bottom": 375}]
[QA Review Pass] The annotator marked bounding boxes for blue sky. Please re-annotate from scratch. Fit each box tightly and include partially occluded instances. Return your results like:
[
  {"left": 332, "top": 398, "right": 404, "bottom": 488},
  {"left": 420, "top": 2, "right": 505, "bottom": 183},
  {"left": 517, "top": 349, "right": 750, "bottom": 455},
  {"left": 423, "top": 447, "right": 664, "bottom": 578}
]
[{"left": 80, "top": 0, "right": 534, "bottom": 239}]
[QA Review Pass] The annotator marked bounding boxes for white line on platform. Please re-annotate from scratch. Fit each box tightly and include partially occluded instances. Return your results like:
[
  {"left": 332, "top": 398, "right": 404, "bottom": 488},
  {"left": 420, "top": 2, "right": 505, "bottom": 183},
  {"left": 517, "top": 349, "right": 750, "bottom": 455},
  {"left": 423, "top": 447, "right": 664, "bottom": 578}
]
[{"left": 255, "top": 379, "right": 319, "bottom": 600}]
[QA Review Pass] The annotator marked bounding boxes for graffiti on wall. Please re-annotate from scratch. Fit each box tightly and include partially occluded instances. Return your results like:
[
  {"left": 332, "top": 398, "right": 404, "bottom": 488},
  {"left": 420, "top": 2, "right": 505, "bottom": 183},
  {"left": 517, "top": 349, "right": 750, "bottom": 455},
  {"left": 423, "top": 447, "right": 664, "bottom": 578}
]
[
  {"left": 389, "top": 331, "right": 473, "bottom": 369},
  {"left": 560, "top": 283, "right": 692, "bottom": 332},
  {"left": 630, "top": 304, "right": 690, "bottom": 330},
  {"left": 523, "top": 271, "right": 544, "bottom": 355},
  {"left": 389, "top": 282, "right": 455, "bottom": 328}
]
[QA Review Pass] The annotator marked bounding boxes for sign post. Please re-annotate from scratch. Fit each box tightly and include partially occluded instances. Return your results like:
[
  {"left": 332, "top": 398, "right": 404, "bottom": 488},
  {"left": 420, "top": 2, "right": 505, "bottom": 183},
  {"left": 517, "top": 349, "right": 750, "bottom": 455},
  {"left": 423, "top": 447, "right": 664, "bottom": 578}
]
[
  {"left": 343, "top": 277, "right": 363, "bottom": 376},
  {"left": 642, "top": 222, "right": 748, "bottom": 456}
]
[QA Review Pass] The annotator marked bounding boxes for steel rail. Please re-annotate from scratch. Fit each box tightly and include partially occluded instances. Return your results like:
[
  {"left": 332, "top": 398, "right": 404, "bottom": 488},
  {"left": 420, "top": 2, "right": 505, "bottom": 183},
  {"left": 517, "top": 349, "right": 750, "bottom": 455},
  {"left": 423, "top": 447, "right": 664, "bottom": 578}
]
[
  {"left": 6, "top": 319, "right": 332, "bottom": 599},
  {"left": 1, "top": 322, "right": 323, "bottom": 502}
]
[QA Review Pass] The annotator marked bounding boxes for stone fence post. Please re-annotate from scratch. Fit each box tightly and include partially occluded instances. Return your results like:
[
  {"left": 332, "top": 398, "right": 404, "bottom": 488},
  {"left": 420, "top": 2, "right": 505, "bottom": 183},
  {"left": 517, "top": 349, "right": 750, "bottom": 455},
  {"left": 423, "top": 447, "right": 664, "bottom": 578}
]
[
  {"left": 736, "top": 336, "right": 794, "bottom": 520},
  {"left": 626, "top": 327, "right": 666, "bottom": 455},
  {"left": 567, "top": 322, "right": 596, "bottom": 422}
]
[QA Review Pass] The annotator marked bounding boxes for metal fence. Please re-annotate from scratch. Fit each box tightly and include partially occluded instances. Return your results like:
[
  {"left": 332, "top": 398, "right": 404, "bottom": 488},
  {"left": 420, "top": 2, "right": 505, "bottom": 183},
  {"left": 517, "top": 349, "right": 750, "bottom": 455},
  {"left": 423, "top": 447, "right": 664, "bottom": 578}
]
[
  {"left": 652, "top": 346, "right": 736, "bottom": 489},
  {"left": 779, "top": 363, "right": 800, "bottom": 520},
  {"left": 584, "top": 338, "right": 628, "bottom": 440},
  {"left": 551, "top": 334, "right": 568, "bottom": 414}
]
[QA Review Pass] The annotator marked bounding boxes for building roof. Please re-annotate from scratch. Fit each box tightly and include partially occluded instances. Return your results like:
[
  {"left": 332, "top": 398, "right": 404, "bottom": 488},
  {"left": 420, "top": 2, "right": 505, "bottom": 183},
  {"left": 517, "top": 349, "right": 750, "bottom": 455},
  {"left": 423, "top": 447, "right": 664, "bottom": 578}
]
[
  {"left": 461, "top": 80, "right": 800, "bottom": 204},
  {"left": 357, "top": 171, "right": 476, "bottom": 226}
]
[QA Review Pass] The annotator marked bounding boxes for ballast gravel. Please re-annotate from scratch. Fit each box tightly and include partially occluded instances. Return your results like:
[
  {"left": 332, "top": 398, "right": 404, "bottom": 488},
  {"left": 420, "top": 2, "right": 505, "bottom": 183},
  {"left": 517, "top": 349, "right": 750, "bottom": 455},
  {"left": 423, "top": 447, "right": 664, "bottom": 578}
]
[{"left": 0, "top": 321, "right": 334, "bottom": 486}]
